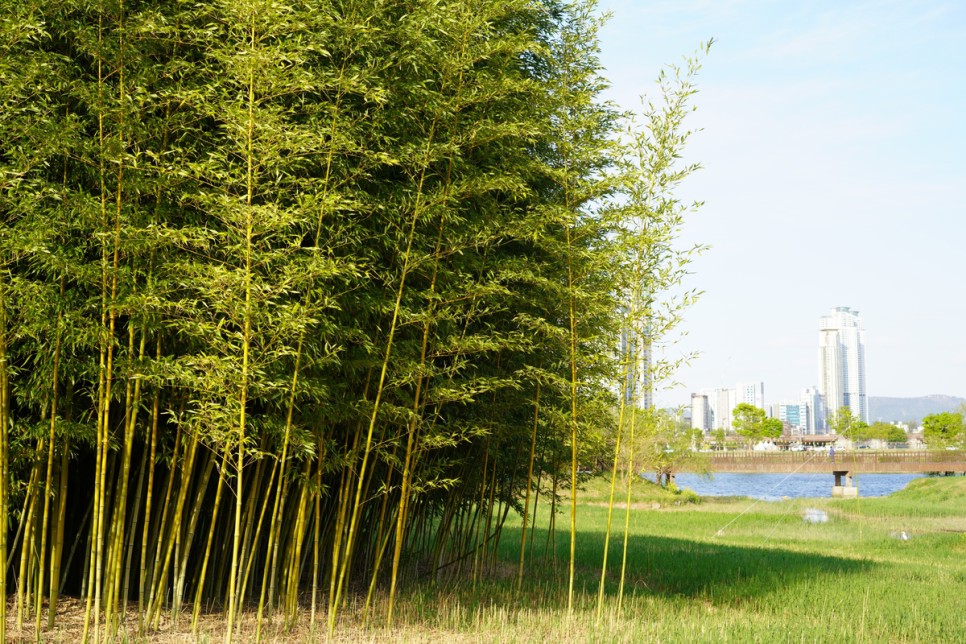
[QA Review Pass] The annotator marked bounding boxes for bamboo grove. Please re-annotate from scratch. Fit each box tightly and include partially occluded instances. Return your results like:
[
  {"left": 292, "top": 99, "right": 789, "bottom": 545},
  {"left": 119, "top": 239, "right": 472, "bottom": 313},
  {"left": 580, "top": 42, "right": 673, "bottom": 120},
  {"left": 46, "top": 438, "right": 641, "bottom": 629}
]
[{"left": 0, "top": 0, "right": 706, "bottom": 639}]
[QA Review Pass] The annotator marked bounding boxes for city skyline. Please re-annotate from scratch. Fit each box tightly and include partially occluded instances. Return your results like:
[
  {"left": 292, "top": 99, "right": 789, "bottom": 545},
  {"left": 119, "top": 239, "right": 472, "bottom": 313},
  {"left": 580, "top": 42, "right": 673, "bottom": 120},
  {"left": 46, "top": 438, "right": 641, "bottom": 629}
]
[
  {"left": 690, "top": 307, "right": 865, "bottom": 431},
  {"left": 597, "top": 1, "right": 966, "bottom": 408}
]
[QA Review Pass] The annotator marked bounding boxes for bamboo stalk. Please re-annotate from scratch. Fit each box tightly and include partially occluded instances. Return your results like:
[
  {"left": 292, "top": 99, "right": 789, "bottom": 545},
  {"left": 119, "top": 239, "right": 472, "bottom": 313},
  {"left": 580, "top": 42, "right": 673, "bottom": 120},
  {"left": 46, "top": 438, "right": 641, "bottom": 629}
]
[
  {"left": 0, "top": 274, "right": 8, "bottom": 644},
  {"left": 147, "top": 431, "right": 199, "bottom": 629},
  {"left": 82, "top": 13, "right": 109, "bottom": 642},
  {"left": 138, "top": 350, "right": 161, "bottom": 631},
  {"left": 257, "top": 333, "right": 308, "bottom": 636},
  {"left": 0, "top": 270, "right": 8, "bottom": 643},
  {"left": 35, "top": 300, "right": 64, "bottom": 638},
  {"left": 517, "top": 383, "right": 540, "bottom": 591},
  {"left": 145, "top": 400, "right": 182, "bottom": 622},
  {"left": 596, "top": 329, "right": 633, "bottom": 621},
  {"left": 122, "top": 426, "right": 149, "bottom": 615},
  {"left": 472, "top": 443, "right": 489, "bottom": 588},
  {"left": 192, "top": 450, "right": 230, "bottom": 633},
  {"left": 565, "top": 220, "right": 578, "bottom": 615},
  {"left": 285, "top": 473, "right": 312, "bottom": 623},
  {"left": 237, "top": 452, "right": 273, "bottom": 605},
  {"left": 326, "top": 434, "right": 356, "bottom": 624},
  {"left": 225, "top": 10, "right": 258, "bottom": 642},
  {"left": 49, "top": 437, "right": 71, "bottom": 629},
  {"left": 619, "top": 301, "right": 645, "bottom": 612},
  {"left": 310, "top": 442, "right": 324, "bottom": 628},
  {"left": 17, "top": 443, "right": 43, "bottom": 627},
  {"left": 174, "top": 450, "right": 215, "bottom": 618}
]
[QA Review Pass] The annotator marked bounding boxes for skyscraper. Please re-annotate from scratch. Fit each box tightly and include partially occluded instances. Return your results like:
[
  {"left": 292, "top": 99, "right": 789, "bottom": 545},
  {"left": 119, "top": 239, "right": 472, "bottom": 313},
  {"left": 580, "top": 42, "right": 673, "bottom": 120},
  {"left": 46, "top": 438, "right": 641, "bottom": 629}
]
[
  {"left": 690, "top": 393, "right": 711, "bottom": 431},
  {"left": 704, "top": 387, "right": 736, "bottom": 431},
  {"left": 619, "top": 321, "right": 652, "bottom": 409},
  {"left": 735, "top": 381, "right": 764, "bottom": 408},
  {"left": 801, "top": 386, "right": 826, "bottom": 434},
  {"left": 818, "top": 307, "right": 867, "bottom": 425}
]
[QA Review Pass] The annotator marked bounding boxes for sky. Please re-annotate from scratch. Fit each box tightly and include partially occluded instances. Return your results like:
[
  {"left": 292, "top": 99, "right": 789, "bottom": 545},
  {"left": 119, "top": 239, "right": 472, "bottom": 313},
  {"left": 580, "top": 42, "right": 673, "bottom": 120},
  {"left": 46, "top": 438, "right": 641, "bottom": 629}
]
[{"left": 596, "top": 0, "right": 966, "bottom": 407}]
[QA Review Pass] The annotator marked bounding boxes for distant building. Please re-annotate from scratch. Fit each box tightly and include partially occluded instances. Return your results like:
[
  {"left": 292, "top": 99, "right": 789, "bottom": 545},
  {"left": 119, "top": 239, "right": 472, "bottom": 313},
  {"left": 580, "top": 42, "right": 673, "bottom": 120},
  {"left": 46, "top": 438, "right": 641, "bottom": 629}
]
[
  {"left": 619, "top": 319, "right": 651, "bottom": 409},
  {"left": 779, "top": 401, "right": 806, "bottom": 432},
  {"left": 775, "top": 388, "right": 826, "bottom": 435},
  {"left": 801, "top": 386, "right": 826, "bottom": 434},
  {"left": 735, "top": 381, "right": 765, "bottom": 409},
  {"left": 690, "top": 393, "right": 711, "bottom": 431},
  {"left": 691, "top": 381, "right": 766, "bottom": 431},
  {"left": 708, "top": 387, "right": 736, "bottom": 431},
  {"left": 818, "top": 307, "right": 868, "bottom": 424}
]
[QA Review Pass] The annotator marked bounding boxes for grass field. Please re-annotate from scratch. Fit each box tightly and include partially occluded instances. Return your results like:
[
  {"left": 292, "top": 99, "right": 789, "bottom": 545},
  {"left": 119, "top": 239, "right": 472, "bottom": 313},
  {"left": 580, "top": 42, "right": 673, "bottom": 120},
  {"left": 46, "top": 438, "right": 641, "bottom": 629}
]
[
  {"left": 7, "top": 475, "right": 966, "bottom": 642},
  {"left": 377, "top": 475, "right": 966, "bottom": 642}
]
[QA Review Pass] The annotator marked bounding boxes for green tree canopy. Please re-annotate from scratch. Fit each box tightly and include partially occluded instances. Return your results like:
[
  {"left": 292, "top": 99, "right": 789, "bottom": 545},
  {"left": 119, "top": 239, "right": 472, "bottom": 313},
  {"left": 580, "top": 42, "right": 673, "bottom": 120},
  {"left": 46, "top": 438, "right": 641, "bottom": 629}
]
[
  {"left": 762, "top": 417, "right": 784, "bottom": 439},
  {"left": 922, "top": 412, "right": 964, "bottom": 448},
  {"left": 829, "top": 406, "right": 868, "bottom": 441},
  {"left": 886, "top": 424, "right": 909, "bottom": 444},
  {"left": 732, "top": 403, "right": 767, "bottom": 443},
  {"left": 636, "top": 409, "right": 707, "bottom": 486},
  {"left": 862, "top": 421, "right": 906, "bottom": 443}
]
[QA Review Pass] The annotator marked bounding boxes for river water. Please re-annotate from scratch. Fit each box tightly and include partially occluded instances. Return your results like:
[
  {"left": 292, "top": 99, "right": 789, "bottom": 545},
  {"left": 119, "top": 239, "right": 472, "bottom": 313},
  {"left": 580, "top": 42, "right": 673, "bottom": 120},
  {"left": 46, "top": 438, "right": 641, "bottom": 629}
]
[{"left": 646, "top": 472, "right": 926, "bottom": 501}]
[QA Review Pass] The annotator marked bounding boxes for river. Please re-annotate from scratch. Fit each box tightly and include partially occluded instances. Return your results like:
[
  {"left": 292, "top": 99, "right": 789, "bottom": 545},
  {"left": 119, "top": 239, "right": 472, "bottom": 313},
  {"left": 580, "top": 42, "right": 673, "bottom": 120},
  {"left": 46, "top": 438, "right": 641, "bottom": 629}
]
[{"left": 645, "top": 472, "right": 926, "bottom": 501}]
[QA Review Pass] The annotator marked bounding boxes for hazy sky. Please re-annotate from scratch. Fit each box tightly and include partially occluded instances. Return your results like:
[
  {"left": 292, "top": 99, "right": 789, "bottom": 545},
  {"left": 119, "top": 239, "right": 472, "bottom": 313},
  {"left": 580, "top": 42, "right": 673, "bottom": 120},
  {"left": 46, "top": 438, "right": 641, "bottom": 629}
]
[{"left": 597, "top": 0, "right": 966, "bottom": 407}]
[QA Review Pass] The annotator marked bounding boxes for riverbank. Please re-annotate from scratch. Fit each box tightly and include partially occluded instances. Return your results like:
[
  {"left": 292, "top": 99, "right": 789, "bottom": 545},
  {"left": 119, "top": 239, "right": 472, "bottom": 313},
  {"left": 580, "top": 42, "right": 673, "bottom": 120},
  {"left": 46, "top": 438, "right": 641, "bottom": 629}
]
[
  {"left": 7, "top": 476, "right": 965, "bottom": 641},
  {"left": 657, "top": 471, "right": 929, "bottom": 500},
  {"left": 399, "top": 475, "right": 966, "bottom": 641}
]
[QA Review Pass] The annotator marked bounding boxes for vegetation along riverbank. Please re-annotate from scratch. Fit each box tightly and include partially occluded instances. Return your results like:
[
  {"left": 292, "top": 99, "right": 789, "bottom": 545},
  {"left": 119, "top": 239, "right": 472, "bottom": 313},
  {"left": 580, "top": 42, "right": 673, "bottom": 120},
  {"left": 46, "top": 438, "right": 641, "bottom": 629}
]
[{"left": 8, "top": 475, "right": 965, "bottom": 641}]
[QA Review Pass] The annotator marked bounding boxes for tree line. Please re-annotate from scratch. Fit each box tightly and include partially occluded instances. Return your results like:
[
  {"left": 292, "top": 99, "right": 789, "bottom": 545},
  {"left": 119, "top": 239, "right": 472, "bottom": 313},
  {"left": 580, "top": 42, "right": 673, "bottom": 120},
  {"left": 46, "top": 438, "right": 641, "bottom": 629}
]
[{"left": 0, "top": 0, "right": 705, "bottom": 640}]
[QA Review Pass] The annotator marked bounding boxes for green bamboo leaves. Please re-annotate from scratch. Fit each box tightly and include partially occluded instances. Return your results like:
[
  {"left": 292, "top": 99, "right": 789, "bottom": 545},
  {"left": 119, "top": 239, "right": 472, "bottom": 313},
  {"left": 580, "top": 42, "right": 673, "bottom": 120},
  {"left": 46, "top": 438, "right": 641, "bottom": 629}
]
[
  {"left": 0, "top": 0, "right": 705, "bottom": 639},
  {"left": 596, "top": 42, "right": 710, "bottom": 619}
]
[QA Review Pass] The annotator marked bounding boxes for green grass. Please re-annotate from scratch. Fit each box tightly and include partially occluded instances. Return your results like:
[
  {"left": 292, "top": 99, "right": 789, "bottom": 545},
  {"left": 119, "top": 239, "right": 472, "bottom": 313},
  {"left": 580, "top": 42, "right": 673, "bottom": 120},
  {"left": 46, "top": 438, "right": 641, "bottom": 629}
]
[{"left": 368, "top": 475, "right": 966, "bottom": 642}]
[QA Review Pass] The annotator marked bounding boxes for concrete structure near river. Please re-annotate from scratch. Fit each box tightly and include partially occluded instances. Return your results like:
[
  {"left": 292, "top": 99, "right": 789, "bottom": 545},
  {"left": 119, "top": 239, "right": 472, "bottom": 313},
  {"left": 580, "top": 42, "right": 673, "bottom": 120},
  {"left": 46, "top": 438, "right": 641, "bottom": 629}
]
[{"left": 676, "top": 450, "right": 966, "bottom": 497}]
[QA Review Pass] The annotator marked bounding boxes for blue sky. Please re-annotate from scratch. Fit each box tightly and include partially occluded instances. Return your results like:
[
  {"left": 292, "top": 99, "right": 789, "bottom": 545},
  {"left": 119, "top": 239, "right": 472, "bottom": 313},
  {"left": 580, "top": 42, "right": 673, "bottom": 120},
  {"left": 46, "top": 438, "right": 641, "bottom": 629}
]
[{"left": 596, "top": 0, "right": 966, "bottom": 408}]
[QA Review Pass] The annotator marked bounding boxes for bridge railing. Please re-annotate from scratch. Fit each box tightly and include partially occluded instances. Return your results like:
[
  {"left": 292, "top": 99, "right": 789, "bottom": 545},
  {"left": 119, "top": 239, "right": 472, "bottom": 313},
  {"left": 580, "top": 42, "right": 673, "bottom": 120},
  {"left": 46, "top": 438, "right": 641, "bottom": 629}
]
[{"left": 707, "top": 450, "right": 965, "bottom": 467}]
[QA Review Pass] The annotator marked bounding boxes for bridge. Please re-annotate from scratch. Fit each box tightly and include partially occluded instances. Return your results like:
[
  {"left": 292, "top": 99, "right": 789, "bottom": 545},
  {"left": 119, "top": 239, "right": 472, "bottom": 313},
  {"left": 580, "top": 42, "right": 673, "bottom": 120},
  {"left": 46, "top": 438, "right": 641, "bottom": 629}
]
[{"left": 678, "top": 450, "right": 966, "bottom": 497}]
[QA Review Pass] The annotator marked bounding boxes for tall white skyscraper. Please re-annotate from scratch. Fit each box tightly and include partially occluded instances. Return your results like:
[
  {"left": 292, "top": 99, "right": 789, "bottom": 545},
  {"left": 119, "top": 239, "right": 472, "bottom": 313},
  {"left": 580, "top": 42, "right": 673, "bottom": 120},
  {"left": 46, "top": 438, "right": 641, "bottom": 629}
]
[
  {"left": 735, "top": 381, "right": 765, "bottom": 409},
  {"left": 619, "top": 322, "right": 652, "bottom": 409},
  {"left": 690, "top": 393, "right": 711, "bottom": 431},
  {"left": 818, "top": 307, "right": 868, "bottom": 424},
  {"left": 700, "top": 387, "right": 736, "bottom": 431}
]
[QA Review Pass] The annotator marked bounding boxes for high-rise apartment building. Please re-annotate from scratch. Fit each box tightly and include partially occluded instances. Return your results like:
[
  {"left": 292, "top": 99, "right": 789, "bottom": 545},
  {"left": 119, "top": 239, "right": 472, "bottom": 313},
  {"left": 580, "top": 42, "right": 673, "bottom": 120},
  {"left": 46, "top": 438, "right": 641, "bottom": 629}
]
[
  {"left": 735, "top": 381, "right": 765, "bottom": 409},
  {"left": 778, "top": 400, "right": 806, "bottom": 432},
  {"left": 818, "top": 307, "right": 868, "bottom": 425},
  {"left": 702, "top": 387, "right": 736, "bottom": 431},
  {"left": 778, "top": 387, "right": 827, "bottom": 435},
  {"left": 619, "top": 322, "right": 652, "bottom": 409},
  {"left": 690, "top": 393, "right": 712, "bottom": 431},
  {"left": 691, "top": 381, "right": 765, "bottom": 432},
  {"left": 801, "top": 386, "right": 826, "bottom": 434}
]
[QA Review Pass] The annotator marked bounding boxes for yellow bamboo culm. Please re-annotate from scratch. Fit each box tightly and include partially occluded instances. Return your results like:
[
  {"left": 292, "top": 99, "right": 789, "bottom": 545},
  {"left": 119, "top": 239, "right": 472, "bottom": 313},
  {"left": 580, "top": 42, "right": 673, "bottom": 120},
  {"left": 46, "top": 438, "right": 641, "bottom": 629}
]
[{"left": 0, "top": 274, "right": 8, "bottom": 644}]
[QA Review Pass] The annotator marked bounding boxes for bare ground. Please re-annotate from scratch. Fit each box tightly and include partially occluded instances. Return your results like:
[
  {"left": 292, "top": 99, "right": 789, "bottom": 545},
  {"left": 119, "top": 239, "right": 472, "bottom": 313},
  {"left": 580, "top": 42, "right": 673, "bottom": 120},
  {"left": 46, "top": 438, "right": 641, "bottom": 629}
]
[{"left": 2, "top": 597, "right": 473, "bottom": 643}]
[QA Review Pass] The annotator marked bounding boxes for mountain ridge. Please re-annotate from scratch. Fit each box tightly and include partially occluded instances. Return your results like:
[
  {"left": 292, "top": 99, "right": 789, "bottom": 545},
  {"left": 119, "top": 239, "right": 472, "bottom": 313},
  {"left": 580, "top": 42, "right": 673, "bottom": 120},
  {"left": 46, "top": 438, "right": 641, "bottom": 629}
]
[{"left": 869, "top": 395, "right": 965, "bottom": 423}]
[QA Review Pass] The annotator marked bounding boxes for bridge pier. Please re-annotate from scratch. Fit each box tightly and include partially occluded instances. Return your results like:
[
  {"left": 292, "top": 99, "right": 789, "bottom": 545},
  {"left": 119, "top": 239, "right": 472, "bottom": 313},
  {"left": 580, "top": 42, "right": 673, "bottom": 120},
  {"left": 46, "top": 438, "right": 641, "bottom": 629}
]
[{"left": 832, "top": 470, "right": 858, "bottom": 498}]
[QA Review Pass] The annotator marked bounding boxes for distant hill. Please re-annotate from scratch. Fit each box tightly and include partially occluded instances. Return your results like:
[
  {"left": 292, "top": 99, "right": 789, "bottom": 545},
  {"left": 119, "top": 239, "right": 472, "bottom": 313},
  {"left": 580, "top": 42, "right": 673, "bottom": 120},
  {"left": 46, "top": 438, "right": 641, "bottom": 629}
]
[{"left": 869, "top": 395, "right": 966, "bottom": 423}]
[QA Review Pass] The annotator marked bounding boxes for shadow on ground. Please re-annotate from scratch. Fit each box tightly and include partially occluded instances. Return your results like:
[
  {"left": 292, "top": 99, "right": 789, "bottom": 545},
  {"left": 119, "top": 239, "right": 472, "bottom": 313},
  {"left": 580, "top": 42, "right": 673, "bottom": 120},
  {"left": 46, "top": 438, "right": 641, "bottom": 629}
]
[{"left": 478, "top": 526, "right": 874, "bottom": 606}]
